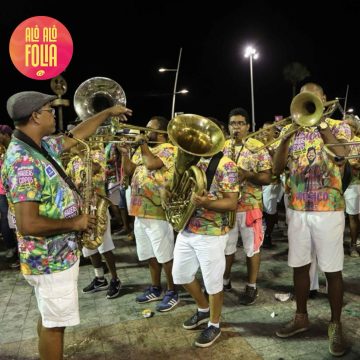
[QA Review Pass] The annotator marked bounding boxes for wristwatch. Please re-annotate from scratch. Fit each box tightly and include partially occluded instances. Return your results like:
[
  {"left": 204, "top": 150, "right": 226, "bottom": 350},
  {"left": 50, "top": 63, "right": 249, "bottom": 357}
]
[{"left": 318, "top": 121, "right": 328, "bottom": 131}]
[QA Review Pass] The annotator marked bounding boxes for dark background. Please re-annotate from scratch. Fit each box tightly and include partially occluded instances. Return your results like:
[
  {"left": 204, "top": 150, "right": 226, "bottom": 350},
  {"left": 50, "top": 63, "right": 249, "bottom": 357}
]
[{"left": 1, "top": 0, "right": 359, "bottom": 130}]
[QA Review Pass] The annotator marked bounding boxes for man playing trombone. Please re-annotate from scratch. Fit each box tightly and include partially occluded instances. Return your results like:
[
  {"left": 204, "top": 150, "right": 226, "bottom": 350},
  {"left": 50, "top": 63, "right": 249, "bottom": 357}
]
[{"left": 273, "top": 82, "right": 351, "bottom": 357}]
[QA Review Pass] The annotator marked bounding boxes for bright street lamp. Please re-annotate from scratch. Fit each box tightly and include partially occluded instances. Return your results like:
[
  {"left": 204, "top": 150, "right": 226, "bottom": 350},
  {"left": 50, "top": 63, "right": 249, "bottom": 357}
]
[
  {"left": 158, "top": 47, "right": 187, "bottom": 118},
  {"left": 244, "top": 46, "right": 259, "bottom": 132}
]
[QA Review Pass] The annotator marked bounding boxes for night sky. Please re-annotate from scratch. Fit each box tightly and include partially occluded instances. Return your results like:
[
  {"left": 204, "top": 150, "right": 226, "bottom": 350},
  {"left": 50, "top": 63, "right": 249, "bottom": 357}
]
[{"left": 1, "top": 1, "right": 359, "bottom": 130}]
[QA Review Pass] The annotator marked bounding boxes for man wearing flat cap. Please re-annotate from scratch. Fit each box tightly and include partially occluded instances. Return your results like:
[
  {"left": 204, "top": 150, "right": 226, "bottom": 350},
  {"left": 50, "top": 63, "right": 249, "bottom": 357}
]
[{"left": 1, "top": 91, "right": 132, "bottom": 360}]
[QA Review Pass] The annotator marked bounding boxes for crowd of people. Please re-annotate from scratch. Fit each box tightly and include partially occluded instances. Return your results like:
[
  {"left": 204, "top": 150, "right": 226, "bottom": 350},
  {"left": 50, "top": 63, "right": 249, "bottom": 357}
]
[{"left": 0, "top": 82, "right": 359, "bottom": 359}]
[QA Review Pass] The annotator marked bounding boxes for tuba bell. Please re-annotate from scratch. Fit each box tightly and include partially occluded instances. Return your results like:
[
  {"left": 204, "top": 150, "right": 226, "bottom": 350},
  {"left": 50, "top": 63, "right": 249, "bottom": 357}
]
[
  {"left": 164, "top": 114, "right": 225, "bottom": 232},
  {"left": 74, "top": 76, "right": 126, "bottom": 131},
  {"left": 73, "top": 77, "right": 126, "bottom": 249}
]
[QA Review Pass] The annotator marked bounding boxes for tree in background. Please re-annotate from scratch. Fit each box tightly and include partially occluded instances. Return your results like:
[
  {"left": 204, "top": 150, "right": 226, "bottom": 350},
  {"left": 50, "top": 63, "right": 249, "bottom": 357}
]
[{"left": 283, "top": 62, "right": 310, "bottom": 98}]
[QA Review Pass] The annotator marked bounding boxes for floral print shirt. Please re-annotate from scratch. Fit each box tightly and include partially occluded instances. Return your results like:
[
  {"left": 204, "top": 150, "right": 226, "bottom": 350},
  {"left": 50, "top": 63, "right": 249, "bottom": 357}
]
[
  {"left": 281, "top": 118, "right": 351, "bottom": 211},
  {"left": 129, "top": 143, "right": 177, "bottom": 220},
  {"left": 223, "top": 138, "right": 272, "bottom": 211},
  {"left": 186, "top": 156, "right": 239, "bottom": 235},
  {"left": 1, "top": 136, "right": 81, "bottom": 275}
]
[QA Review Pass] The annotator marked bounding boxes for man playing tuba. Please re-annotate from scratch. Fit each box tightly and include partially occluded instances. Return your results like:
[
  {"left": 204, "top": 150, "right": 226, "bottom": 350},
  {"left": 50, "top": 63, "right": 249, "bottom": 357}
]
[{"left": 171, "top": 141, "right": 239, "bottom": 348}]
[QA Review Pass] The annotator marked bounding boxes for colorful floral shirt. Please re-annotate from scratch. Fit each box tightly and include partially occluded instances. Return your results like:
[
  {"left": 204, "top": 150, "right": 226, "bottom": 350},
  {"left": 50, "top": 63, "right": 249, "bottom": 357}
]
[
  {"left": 129, "top": 143, "right": 177, "bottom": 220},
  {"left": 223, "top": 138, "right": 272, "bottom": 211},
  {"left": 186, "top": 156, "right": 239, "bottom": 235},
  {"left": 347, "top": 135, "right": 360, "bottom": 186},
  {"left": 281, "top": 118, "right": 351, "bottom": 211},
  {"left": 1, "top": 136, "right": 81, "bottom": 275}
]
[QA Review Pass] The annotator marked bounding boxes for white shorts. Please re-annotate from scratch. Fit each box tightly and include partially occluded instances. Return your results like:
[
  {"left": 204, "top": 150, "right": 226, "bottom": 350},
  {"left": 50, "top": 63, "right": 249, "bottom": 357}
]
[
  {"left": 107, "top": 182, "right": 121, "bottom": 206},
  {"left": 287, "top": 209, "right": 344, "bottom": 272},
  {"left": 344, "top": 184, "right": 360, "bottom": 215},
  {"left": 82, "top": 210, "right": 115, "bottom": 257},
  {"left": 172, "top": 231, "right": 227, "bottom": 294},
  {"left": 263, "top": 184, "right": 283, "bottom": 215},
  {"left": 228, "top": 212, "right": 263, "bottom": 257},
  {"left": 134, "top": 217, "right": 174, "bottom": 263},
  {"left": 24, "top": 260, "right": 80, "bottom": 328},
  {"left": 225, "top": 223, "right": 238, "bottom": 255}
]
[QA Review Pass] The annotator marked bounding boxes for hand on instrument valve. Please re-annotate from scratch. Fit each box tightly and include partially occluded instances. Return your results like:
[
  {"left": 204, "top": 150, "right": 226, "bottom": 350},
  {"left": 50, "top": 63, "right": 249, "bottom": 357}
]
[
  {"left": 73, "top": 214, "right": 97, "bottom": 233},
  {"left": 190, "top": 190, "right": 209, "bottom": 208},
  {"left": 134, "top": 134, "right": 149, "bottom": 146}
]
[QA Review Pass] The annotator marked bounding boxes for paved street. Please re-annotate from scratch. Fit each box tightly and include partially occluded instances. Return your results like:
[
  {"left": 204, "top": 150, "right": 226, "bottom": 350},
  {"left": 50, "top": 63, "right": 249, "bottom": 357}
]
[{"left": 0, "top": 222, "right": 359, "bottom": 360}]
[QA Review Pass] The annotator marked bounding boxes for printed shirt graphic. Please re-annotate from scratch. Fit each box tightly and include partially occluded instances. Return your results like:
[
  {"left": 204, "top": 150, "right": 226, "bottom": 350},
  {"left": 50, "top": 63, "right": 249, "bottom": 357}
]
[
  {"left": 347, "top": 135, "right": 360, "bottom": 186},
  {"left": 1, "top": 136, "right": 81, "bottom": 275},
  {"left": 129, "top": 143, "right": 177, "bottom": 220},
  {"left": 223, "top": 138, "right": 272, "bottom": 211},
  {"left": 186, "top": 156, "right": 239, "bottom": 236},
  {"left": 281, "top": 118, "right": 351, "bottom": 211}
]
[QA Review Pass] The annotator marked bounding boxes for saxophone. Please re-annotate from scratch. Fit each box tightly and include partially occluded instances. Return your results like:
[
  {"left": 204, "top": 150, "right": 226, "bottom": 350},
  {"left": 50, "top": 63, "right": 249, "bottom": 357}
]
[{"left": 71, "top": 136, "right": 111, "bottom": 250}]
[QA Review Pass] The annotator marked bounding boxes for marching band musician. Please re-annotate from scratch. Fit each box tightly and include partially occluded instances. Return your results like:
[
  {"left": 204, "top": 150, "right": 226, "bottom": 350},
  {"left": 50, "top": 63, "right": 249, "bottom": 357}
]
[
  {"left": 1, "top": 90, "right": 132, "bottom": 360},
  {"left": 171, "top": 137, "right": 239, "bottom": 348},
  {"left": 273, "top": 82, "right": 350, "bottom": 357},
  {"left": 66, "top": 145, "right": 122, "bottom": 299},
  {"left": 223, "top": 108, "right": 272, "bottom": 304},
  {"left": 342, "top": 114, "right": 360, "bottom": 257},
  {"left": 120, "top": 116, "right": 180, "bottom": 312}
]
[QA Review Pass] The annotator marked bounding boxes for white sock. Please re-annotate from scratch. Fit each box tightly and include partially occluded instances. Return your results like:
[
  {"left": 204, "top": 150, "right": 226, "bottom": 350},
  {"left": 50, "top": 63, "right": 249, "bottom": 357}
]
[
  {"left": 223, "top": 278, "right": 230, "bottom": 286},
  {"left": 208, "top": 321, "right": 220, "bottom": 328},
  {"left": 247, "top": 283, "right": 256, "bottom": 289},
  {"left": 94, "top": 267, "right": 104, "bottom": 278},
  {"left": 198, "top": 307, "right": 210, "bottom": 313}
]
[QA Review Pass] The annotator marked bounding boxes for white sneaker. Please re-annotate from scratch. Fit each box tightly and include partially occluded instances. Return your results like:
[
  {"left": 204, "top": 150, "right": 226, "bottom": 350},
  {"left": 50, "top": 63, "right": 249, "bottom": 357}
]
[{"left": 5, "top": 247, "right": 17, "bottom": 258}]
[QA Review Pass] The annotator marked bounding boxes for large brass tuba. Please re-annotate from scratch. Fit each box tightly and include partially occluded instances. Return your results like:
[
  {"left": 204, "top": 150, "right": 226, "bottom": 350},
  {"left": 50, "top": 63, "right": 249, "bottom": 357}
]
[
  {"left": 164, "top": 114, "right": 225, "bottom": 232},
  {"left": 73, "top": 77, "right": 125, "bottom": 249}
]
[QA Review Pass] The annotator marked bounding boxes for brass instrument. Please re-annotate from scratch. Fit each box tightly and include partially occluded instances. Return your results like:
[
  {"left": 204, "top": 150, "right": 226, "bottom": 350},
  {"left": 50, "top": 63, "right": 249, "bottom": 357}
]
[
  {"left": 323, "top": 142, "right": 360, "bottom": 162},
  {"left": 110, "top": 122, "right": 167, "bottom": 135},
  {"left": 73, "top": 76, "right": 124, "bottom": 248},
  {"left": 73, "top": 76, "right": 126, "bottom": 125},
  {"left": 255, "top": 92, "right": 340, "bottom": 151},
  {"left": 164, "top": 114, "right": 225, "bottom": 232}
]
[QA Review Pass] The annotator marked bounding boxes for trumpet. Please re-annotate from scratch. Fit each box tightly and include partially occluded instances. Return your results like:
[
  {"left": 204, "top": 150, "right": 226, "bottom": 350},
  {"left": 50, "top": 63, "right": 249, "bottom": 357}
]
[{"left": 252, "top": 92, "right": 340, "bottom": 151}]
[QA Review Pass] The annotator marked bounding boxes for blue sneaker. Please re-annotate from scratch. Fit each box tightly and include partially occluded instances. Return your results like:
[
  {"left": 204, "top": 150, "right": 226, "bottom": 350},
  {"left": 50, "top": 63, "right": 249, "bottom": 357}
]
[
  {"left": 136, "top": 286, "right": 162, "bottom": 303},
  {"left": 156, "top": 290, "right": 179, "bottom": 312}
]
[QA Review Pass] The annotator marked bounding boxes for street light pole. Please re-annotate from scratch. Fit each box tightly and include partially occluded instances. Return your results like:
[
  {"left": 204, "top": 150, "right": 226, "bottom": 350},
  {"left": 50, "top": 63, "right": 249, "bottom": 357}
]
[
  {"left": 244, "top": 46, "right": 259, "bottom": 132},
  {"left": 172, "top": 47, "right": 182, "bottom": 119},
  {"left": 159, "top": 47, "right": 187, "bottom": 119}
]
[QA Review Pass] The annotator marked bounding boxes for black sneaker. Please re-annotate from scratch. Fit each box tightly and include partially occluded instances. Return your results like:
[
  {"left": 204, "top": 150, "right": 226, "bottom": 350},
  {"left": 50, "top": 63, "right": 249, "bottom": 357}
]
[
  {"left": 239, "top": 285, "right": 258, "bottom": 305},
  {"left": 183, "top": 310, "right": 210, "bottom": 330},
  {"left": 106, "top": 278, "right": 122, "bottom": 299},
  {"left": 82, "top": 277, "right": 109, "bottom": 294},
  {"left": 194, "top": 326, "right": 221, "bottom": 348},
  {"left": 223, "top": 279, "right": 232, "bottom": 292}
]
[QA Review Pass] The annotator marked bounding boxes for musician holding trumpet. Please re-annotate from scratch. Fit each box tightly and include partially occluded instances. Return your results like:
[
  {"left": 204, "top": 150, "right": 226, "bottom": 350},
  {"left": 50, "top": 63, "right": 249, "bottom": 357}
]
[
  {"left": 1, "top": 90, "right": 132, "bottom": 360},
  {"left": 273, "top": 82, "right": 350, "bottom": 357},
  {"left": 120, "top": 116, "right": 180, "bottom": 312}
]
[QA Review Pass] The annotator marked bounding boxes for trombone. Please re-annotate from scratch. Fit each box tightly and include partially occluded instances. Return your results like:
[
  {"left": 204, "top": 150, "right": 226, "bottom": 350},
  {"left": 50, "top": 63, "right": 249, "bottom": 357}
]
[
  {"left": 323, "top": 142, "right": 360, "bottom": 162},
  {"left": 251, "top": 92, "right": 340, "bottom": 151},
  {"left": 110, "top": 120, "right": 167, "bottom": 135}
]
